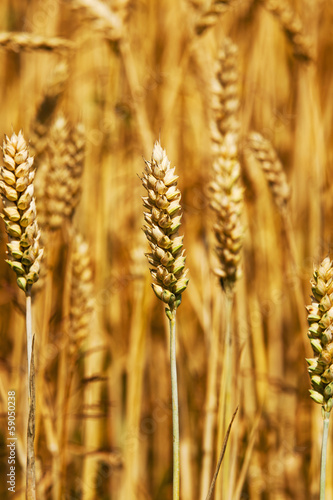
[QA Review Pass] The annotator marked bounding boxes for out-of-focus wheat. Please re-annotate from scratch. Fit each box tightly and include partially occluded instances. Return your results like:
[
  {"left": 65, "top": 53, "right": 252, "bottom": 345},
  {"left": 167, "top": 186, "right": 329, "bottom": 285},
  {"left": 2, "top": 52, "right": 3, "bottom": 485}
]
[
  {"left": 69, "top": 233, "right": 94, "bottom": 356},
  {"left": 69, "top": 0, "right": 124, "bottom": 41},
  {"left": 0, "top": 32, "right": 75, "bottom": 52},
  {"left": 43, "top": 115, "right": 85, "bottom": 230},
  {"left": 261, "top": 0, "right": 314, "bottom": 61},
  {"left": 244, "top": 131, "right": 290, "bottom": 212},
  {"left": 195, "top": 1, "right": 238, "bottom": 35},
  {"left": 29, "top": 61, "right": 69, "bottom": 159},
  {"left": 209, "top": 39, "right": 243, "bottom": 291}
]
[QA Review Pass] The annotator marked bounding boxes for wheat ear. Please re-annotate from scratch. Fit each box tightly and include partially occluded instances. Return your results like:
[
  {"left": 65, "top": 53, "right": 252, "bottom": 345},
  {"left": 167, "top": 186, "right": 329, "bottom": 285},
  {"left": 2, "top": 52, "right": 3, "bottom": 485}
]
[
  {"left": 44, "top": 115, "right": 85, "bottom": 230},
  {"left": 0, "top": 32, "right": 75, "bottom": 52},
  {"left": 245, "top": 132, "right": 290, "bottom": 212},
  {"left": 29, "top": 61, "right": 69, "bottom": 160},
  {"left": 1, "top": 131, "right": 43, "bottom": 499},
  {"left": 142, "top": 141, "right": 189, "bottom": 500},
  {"left": 69, "top": 0, "right": 123, "bottom": 41},
  {"left": 261, "top": 0, "right": 314, "bottom": 62},
  {"left": 306, "top": 256, "right": 333, "bottom": 499},
  {"left": 69, "top": 234, "right": 94, "bottom": 356}
]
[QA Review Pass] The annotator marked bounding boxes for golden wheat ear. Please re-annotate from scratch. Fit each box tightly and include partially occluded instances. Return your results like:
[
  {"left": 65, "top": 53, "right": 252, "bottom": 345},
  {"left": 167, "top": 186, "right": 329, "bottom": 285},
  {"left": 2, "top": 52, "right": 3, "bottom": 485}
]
[
  {"left": 261, "top": 0, "right": 314, "bottom": 62},
  {"left": 245, "top": 132, "right": 290, "bottom": 212},
  {"left": 142, "top": 140, "right": 189, "bottom": 311},
  {"left": 44, "top": 115, "right": 85, "bottom": 230},
  {"left": 69, "top": 233, "right": 94, "bottom": 357},
  {"left": 209, "top": 38, "right": 244, "bottom": 293}
]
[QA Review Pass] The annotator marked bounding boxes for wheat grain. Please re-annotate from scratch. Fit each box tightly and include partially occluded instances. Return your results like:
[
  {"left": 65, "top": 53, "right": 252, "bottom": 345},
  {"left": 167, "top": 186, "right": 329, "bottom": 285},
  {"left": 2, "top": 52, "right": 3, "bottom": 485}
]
[
  {"left": 0, "top": 32, "right": 75, "bottom": 52},
  {"left": 1, "top": 131, "right": 43, "bottom": 292}
]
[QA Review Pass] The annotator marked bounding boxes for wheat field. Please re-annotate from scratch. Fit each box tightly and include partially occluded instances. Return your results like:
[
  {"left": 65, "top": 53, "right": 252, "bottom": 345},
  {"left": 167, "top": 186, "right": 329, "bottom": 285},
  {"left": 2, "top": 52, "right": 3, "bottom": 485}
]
[{"left": 0, "top": 0, "right": 333, "bottom": 499}]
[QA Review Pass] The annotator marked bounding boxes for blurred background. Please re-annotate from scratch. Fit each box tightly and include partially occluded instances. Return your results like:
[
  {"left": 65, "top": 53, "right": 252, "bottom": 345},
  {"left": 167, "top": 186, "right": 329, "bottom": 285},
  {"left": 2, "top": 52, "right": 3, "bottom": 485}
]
[{"left": 0, "top": 0, "right": 332, "bottom": 499}]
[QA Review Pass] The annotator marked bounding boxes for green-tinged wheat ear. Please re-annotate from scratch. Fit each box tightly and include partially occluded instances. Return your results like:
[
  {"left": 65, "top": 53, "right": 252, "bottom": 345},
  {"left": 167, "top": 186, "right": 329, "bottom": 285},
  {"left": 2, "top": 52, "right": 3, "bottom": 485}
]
[
  {"left": 69, "top": 233, "right": 94, "bottom": 357},
  {"left": 142, "top": 141, "right": 189, "bottom": 311},
  {"left": 306, "top": 256, "right": 333, "bottom": 413},
  {"left": 0, "top": 131, "right": 43, "bottom": 292}
]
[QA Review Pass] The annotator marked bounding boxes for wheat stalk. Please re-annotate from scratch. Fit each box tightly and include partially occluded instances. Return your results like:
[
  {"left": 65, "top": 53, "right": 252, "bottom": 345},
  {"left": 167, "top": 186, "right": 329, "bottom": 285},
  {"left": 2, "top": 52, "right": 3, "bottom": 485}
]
[
  {"left": 306, "top": 256, "right": 333, "bottom": 499},
  {"left": 142, "top": 140, "right": 189, "bottom": 500},
  {"left": 1, "top": 131, "right": 43, "bottom": 499},
  {"left": 0, "top": 32, "right": 75, "bottom": 52}
]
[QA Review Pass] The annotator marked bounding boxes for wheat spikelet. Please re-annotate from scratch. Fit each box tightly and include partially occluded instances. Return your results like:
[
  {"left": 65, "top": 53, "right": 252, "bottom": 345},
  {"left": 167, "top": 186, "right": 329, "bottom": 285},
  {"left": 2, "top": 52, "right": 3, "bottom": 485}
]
[
  {"left": 261, "top": 0, "right": 314, "bottom": 62},
  {"left": 44, "top": 115, "right": 85, "bottom": 230},
  {"left": 306, "top": 257, "right": 333, "bottom": 412},
  {"left": 209, "top": 39, "right": 243, "bottom": 291},
  {"left": 69, "top": 234, "right": 94, "bottom": 356},
  {"left": 29, "top": 61, "right": 69, "bottom": 160},
  {"left": 195, "top": 1, "right": 238, "bottom": 36},
  {"left": 69, "top": 0, "right": 123, "bottom": 41},
  {"left": 0, "top": 131, "right": 43, "bottom": 292},
  {"left": 245, "top": 132, "right": 290, "bottom": 211},
  {"left": 142, "top": 141, "right": 189, "bottom": 310},
  {"left": 0, "top": 32, "right": 75, "bottom": 52}
]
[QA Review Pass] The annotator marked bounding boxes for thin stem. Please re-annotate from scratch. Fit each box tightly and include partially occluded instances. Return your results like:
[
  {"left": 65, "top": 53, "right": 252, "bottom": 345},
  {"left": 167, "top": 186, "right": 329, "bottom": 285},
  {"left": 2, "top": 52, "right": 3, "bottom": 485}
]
[
  {"left": 205, "top": 406, "right": 239, "bottom": 500},
  {"left": 320, "top": 410, "right": 330, "bottom": 500},
  {"left": 26, "top": 290, "right": 36, "bottom": 500},
  {"left": 216, "top": 289, "right": 234, "bottom": 500},
  {"left": 26, "top": 291, "right": 33, "bottom": 387},
  {"left": 169, "top": 308, "right": 180, "bottom": 500},
  {"left": 199, "top": 291, "right": 221, "bottom": 500}
]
